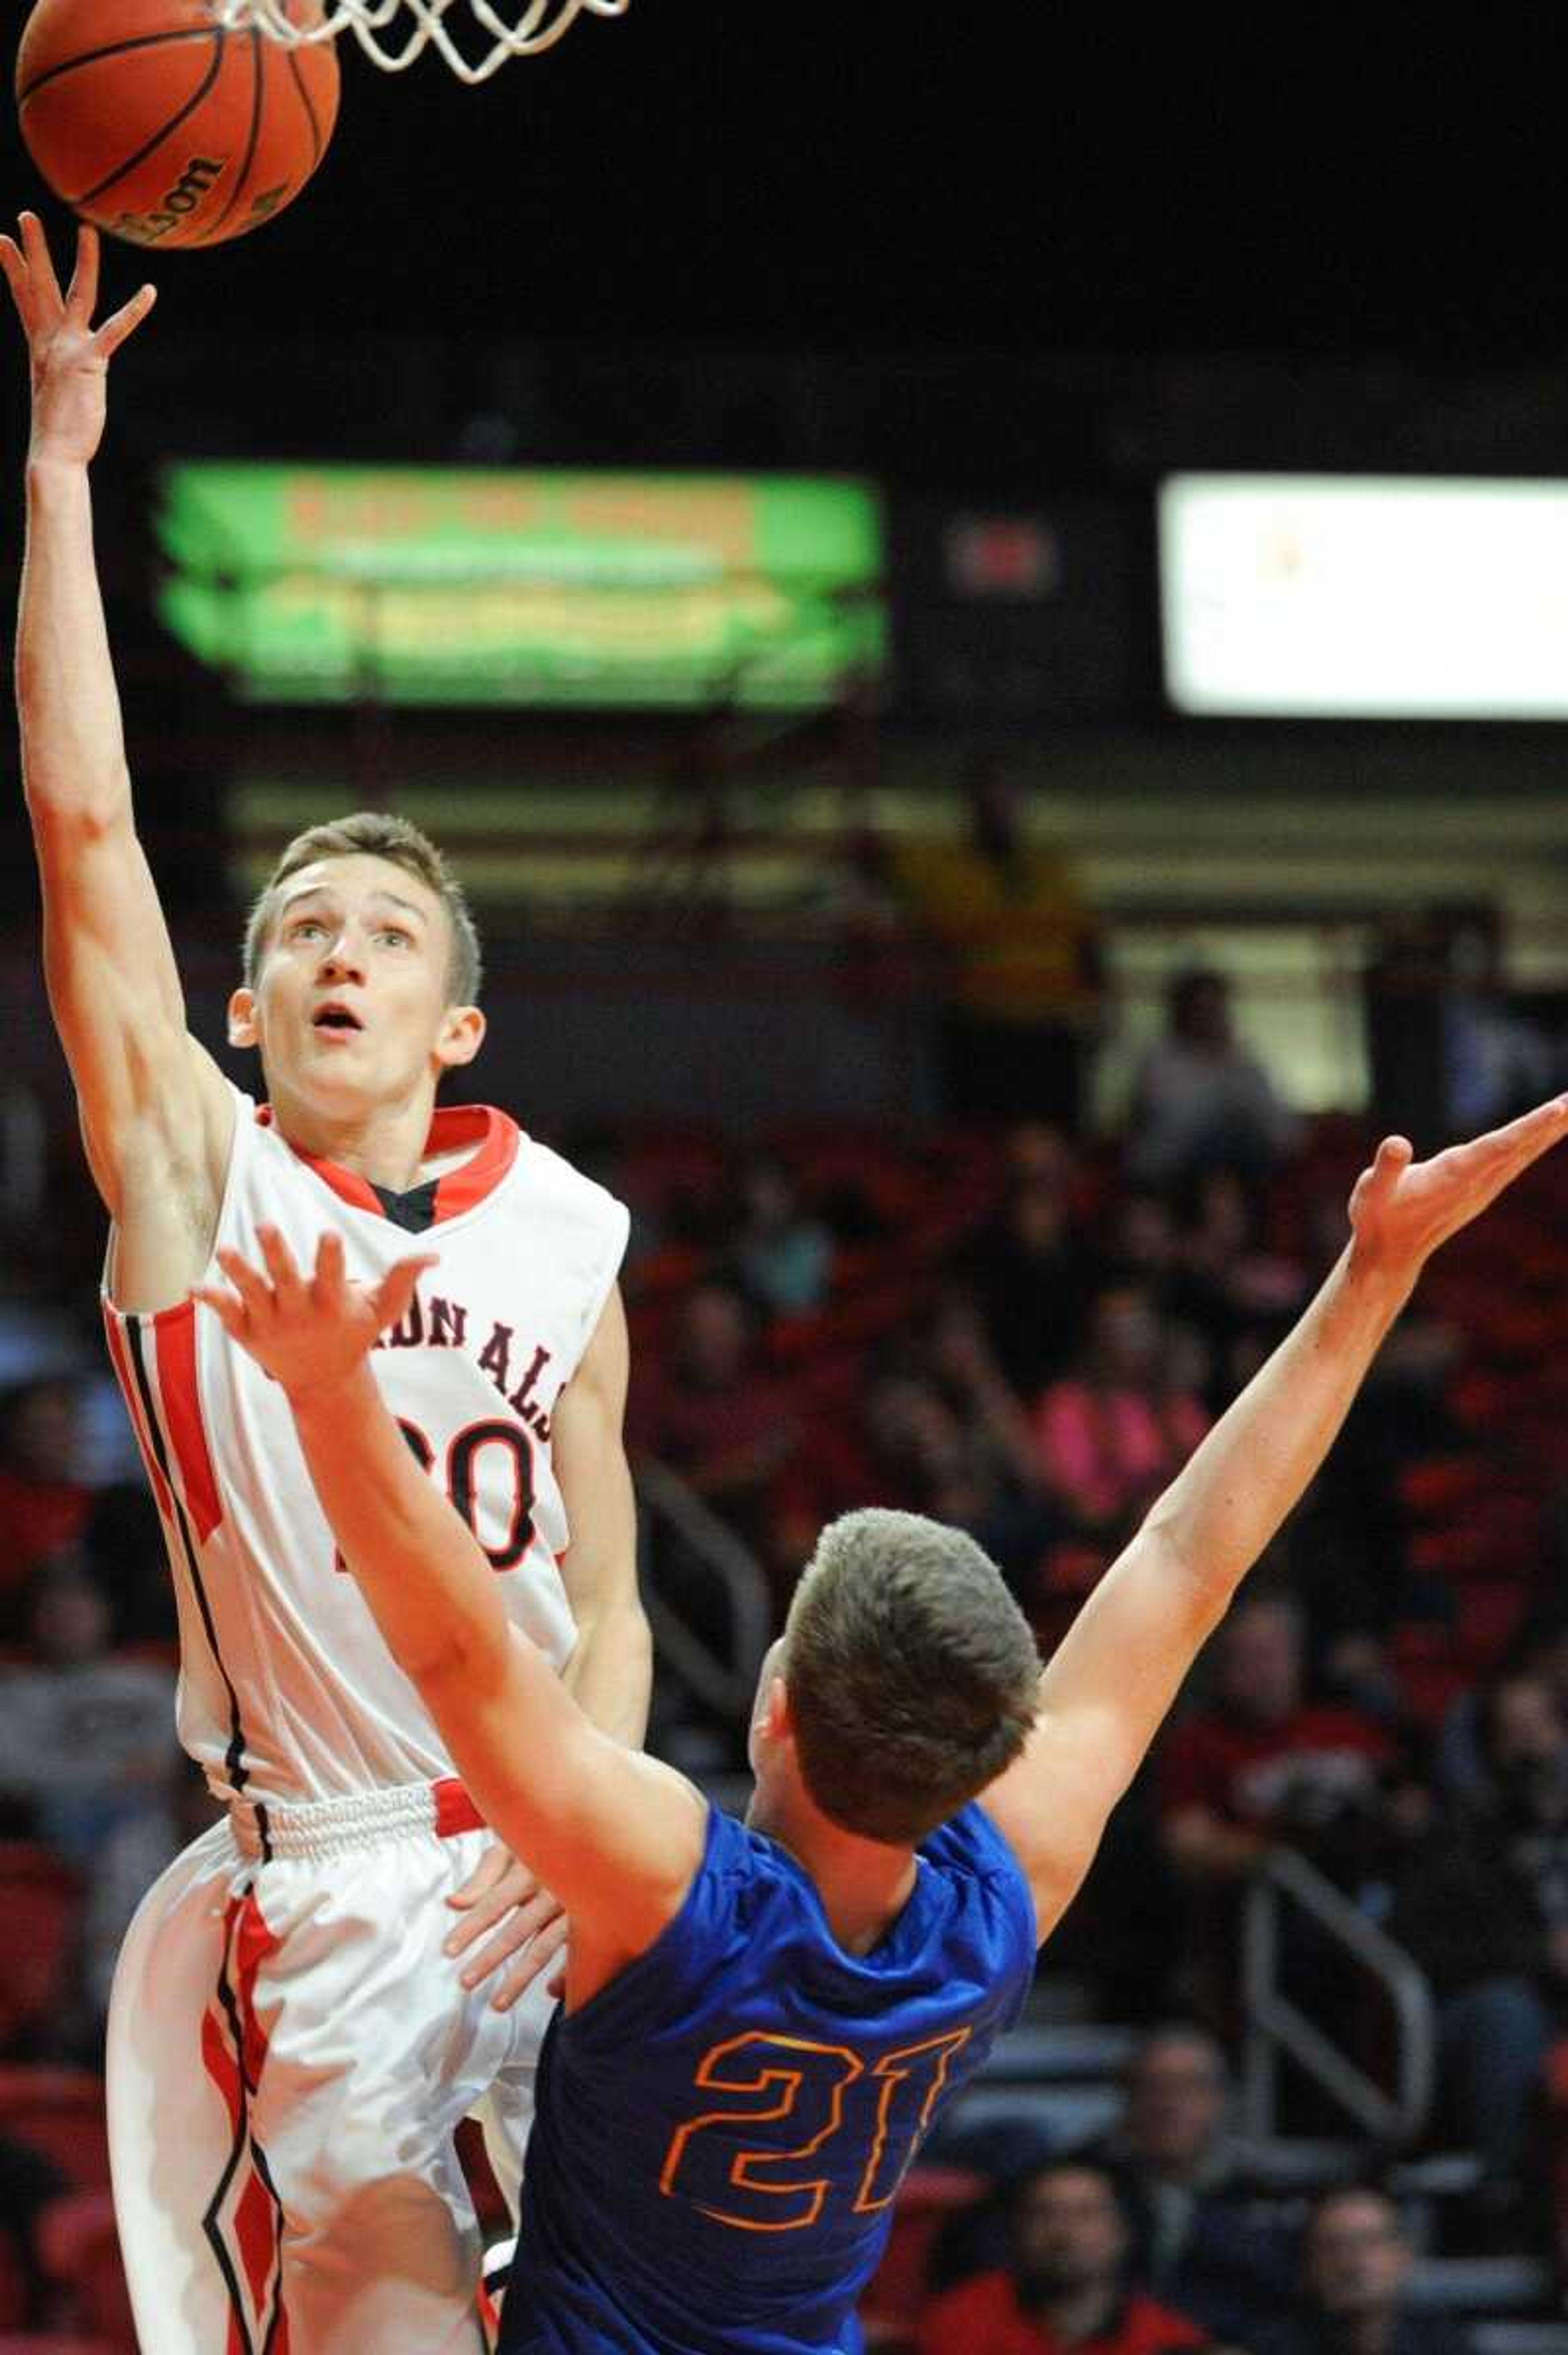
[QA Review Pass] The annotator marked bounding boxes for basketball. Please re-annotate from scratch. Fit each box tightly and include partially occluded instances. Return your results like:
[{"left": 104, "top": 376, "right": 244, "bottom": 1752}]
[{"left": 16, "top": 0, "right": 340, "bottom": 250}]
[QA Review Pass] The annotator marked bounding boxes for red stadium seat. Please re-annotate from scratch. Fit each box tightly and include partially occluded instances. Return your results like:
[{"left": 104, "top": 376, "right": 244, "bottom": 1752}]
[
  {"left": 0, "top": 1849, "right": 82, "bottom": 2054},
  {"left": 0, "top": 2073, "right": 109, "bottom": 2190},
  {"left": 860, "top": 2165, "right": 985, "bottom": 2349},
  {"left": 35, "top": 2191, "right": 134, "bottom": 2349}
]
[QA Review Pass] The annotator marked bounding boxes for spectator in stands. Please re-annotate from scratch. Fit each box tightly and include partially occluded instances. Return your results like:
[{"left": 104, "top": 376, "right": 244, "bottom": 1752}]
[
  {"left": 1127, "top": 970, "right": 1299, "bottom": 1194},
  {"left": 869, "top": 753, "right": 1106, "bottom": 1132},
  {"left": 0, "top": 1374, "right": 93, "bottom": 1639},
  {"left": 1096, "top": 2025, "right": 1296, "bottom": 2342},
  {"left": 918, "top": 2156, "right": 1210, "bottom": 2355},
  {"left": 727, "top": 1151, "right": 834, "bottom": 1319},
  {"left": 1032, "top": 1284, "right": 1210, "bottom": 1543},
  {"left": 628, "top": 1277, "right": 800, "bottom": 1557},
  {"left": 1255, "top": 2185, "right": 1472, "bottom": 2355},
  {"left": 1168, "top": 1168, "right": 1308, "bottom": 1407},
  {"left": 1388, "top": 1671, "right": 1568, "bottom": 2233},
  {"left": 957, "top": 1163, "right": 1098, "bottom": 1399},
  {"left": 1158, "top": 1590, "right": 1399, "bottom": 1896},
  {"left": 0, "top": 1551, "right": 176, "bottom": 1865}
]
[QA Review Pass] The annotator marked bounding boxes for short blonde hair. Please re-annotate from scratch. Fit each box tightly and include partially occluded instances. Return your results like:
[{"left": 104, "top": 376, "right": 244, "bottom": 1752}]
[
  {"left": 242, "top": 812, "right": 483, "bottom": 1007},
  {"left": 783, "top": 1508, "right": 1041, "bottom": 1845}
]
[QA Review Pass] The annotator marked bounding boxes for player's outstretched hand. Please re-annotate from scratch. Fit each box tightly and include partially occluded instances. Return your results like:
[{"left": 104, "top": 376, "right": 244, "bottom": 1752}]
[
  {"left": 195, "top": 1226, "right": 437, "bottom": 1401},
  {"left": 0, "top": 216, "right": 156, "bottom": 468},
  {"left": 1349, "top": 1093, "right": 1568, "bottom": 1278}
]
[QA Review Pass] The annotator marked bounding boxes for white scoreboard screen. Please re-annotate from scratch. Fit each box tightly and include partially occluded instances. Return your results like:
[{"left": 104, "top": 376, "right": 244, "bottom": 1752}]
[{"left": 1160, "top": 474, "right": 1568, "bottom": 718}]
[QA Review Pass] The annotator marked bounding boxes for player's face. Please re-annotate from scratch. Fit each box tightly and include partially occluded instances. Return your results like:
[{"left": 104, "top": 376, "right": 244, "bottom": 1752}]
[{"left": 232, "top": 855, "right": 482, "bottom": 1118}]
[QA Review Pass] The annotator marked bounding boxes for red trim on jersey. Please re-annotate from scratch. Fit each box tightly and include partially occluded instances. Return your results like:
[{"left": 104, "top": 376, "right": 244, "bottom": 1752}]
[
  {"left": 434, "top": 1778, "right": 485, "bottom": 1838},
  {"left": 102, "top": 1305, "right": 175, "bottom": 1519},
  {"left": 256, "top": 1101, "right": 521, "bottom": 1225},
  {"left": 154, "top": 1301, "right": 224, "bottom": 1543}
]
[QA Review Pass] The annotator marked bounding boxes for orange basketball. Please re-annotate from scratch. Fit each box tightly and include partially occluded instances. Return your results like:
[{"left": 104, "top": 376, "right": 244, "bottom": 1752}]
[{"left": 16, "top": 0, "right": 341, "bottom": 250}]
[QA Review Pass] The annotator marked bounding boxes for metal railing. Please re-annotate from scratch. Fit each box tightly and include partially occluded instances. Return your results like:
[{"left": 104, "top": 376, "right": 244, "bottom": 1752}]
[
  {"left": 1241, "top": 1845, "right": 1435, "bottom": 2145},
  {"left": 633, "top": 1456, "right": 774, "bottom": 1725}
]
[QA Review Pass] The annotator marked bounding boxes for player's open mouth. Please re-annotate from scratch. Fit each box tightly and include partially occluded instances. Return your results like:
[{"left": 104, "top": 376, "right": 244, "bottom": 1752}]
[{"left": 312, "top": 1004, "right": 363, "bottom": 1032}]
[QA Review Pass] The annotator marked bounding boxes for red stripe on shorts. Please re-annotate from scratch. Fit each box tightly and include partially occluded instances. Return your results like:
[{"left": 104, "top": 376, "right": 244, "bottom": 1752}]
[
  {"left": 154, "top": 1301, "right": 224, "bottom": 1542},
  {"left": 434, "top": 1778, "right": 485, "bottom": 1838}
]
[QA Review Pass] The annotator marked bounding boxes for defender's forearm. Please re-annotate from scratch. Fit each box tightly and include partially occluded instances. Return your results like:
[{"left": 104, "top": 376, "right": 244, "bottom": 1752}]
[
  {"left": 18, "top": 460, "right": 133, "bottom": 825},
  {"left": 1146, "top": 1243, "right": 1414, "bottom": 1605}
]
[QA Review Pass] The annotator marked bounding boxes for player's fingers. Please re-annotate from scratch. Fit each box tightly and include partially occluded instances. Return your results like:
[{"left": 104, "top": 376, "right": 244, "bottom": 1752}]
[
  {"left": 65, "top": 223, "right": 98, "bottom": 322},
  {"left": 457, "top": 1889, "right": 563, "bottom": 1989},
  {"left": 446, "top": 1867, "right": 544, "bottom": 1955},
  {"left": 215, "top": 1244, "right": 275, "bottom": 1318},
  {"left": 446, "top": 1840, "right": 531, "bottom": 1916},
  {"left": 94, "top": 281, "right": 156, "bottom": 359},
  {"left": 373, "top": 1252, "right": 438, "bottom": 1335},
  {"left": 18, "top": 211, "right": 62, "bottom": 310},
  {"left": 488, "top": 1916, "right": 570, "bottom": 2013},
  {"left": 191, "top": 1283, "right": 245, "bottom": 1338},
  {"left": 256, "top": 1223, "right": 307, "bottom": 1301},
  {"left": 312, "top": 1230, "right": 350, "bottom": 1305}
]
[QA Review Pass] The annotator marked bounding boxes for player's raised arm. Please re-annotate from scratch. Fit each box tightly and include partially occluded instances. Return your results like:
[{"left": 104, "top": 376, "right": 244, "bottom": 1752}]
[
  {"left": 982, "top": 1095, "right": 1568, "bottom": 1941},
  {"left": 3, "top": 214, "right": 231, "bottom": 1286},
  {"left": 196, "top": 1228, "right": 707, "bottom": 1988}
]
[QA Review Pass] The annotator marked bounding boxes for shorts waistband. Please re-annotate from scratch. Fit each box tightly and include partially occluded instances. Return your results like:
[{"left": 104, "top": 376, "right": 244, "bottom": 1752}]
[{"left": 228, "top": 1776, "right": 484, "bottom": 1862}]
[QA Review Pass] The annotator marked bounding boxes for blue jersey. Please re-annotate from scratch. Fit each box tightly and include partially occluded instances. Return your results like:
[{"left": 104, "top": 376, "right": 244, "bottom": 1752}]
[{"left": 498, "top": 1799, "right": 1037, "bottom": 2355}]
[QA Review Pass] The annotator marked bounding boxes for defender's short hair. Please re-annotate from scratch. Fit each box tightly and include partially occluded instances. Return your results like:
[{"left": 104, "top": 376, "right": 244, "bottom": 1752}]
[
  {"left": 242, "top": 812, "right": 483, "bottom": 1007},
  {"left": 783, "top": 1508, "right": 1041, "bottom": 1845}
]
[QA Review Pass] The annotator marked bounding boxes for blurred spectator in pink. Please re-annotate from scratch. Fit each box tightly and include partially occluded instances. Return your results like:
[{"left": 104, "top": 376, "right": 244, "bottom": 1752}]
[
  {"left": 1128, "top": 970, "right": 1299, "bottom": 1192},
  {"left": 1031, "top": 1284, "right": 1209, "bottom": 1542},
  {"left": 0, "top": 1552, "right": 175, "bottom": 1865}
]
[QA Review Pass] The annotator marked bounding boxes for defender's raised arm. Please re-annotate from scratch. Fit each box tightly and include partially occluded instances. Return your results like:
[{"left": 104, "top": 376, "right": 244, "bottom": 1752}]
[
  {"left": 3, "top": 215, "right": 231, "bottom": 1304},
  {"left": 982, "top": 1096, "right": 1568, "bottom": 1939}
]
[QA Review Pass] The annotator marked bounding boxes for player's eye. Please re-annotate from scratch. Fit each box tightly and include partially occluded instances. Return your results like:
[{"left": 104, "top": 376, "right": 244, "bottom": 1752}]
[
  {"left": 378, "top": 927, "right": 414, "bottom": 948},
  {"left": 289, "top": 919, "right": 327, "bottom": 941}
]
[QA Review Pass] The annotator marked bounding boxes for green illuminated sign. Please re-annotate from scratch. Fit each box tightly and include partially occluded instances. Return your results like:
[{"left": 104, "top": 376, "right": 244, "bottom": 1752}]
[{"left": 156, "top": 465, "right": 885, "bottom": 709}]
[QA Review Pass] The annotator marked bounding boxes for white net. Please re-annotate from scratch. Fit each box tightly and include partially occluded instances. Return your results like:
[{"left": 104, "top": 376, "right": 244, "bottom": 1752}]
[{"left": 214, "top": 0, "right": 629, "bottom": 84}]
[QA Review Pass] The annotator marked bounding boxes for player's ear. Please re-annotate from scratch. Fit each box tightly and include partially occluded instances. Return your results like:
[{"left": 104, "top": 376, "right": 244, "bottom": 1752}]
[
  {"left": 228, "top": 987, "right": 258, "bottom": 1049},
  {"left": 436, "top": 1004, "right": 486, "bottom": 1071}
]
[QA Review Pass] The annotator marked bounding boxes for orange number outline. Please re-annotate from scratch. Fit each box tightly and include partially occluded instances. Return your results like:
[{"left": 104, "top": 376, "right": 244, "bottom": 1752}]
[
  {"left": 852, "top": 2029, "right": 973, "bottom": 2212},
  {"left": 659, "top": 2032, "right": 864, "bottom": 2233}
]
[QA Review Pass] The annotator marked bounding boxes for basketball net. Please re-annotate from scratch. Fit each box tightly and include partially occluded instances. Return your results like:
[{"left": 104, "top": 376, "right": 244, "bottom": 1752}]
[{"left": 214, "top": 0, "right": 628, "bottom": 84}]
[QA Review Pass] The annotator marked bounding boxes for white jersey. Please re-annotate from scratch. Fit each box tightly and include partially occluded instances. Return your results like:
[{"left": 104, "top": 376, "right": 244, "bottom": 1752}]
[{"left": 102, "top": 1083, "right": 628, "bottom": 1809}]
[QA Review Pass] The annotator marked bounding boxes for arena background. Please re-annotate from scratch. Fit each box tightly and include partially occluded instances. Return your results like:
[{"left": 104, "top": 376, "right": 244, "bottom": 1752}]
[{"left": 3, "top": 11, "right": 1568, "bottom": 2347}]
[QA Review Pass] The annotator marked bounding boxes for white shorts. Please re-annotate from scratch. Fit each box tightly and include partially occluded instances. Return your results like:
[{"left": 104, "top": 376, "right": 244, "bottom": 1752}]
[{"left": 107, "top": 1779, "right": 551, "bottom": 2355}]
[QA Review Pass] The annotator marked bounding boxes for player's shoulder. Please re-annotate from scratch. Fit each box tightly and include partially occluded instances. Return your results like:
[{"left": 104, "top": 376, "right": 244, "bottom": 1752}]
[{"left": 511, "top": 1128, "right": 627, "bottom": 1227}]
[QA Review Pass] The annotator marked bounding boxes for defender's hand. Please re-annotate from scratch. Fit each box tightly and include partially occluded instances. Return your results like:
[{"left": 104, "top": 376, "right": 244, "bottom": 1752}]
[
  {"left": 194, "top": 1227, "right": 437, "bottom": 1401},
  {"left": 1349, "top": 1094, "right": 1568, "bottom": 1279},
  {"left": 0, "top": 216, "right": 156, "bottom": 468},
  {"left": 445, "top": 1845, "right": 570, "bottom": 2012}
]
